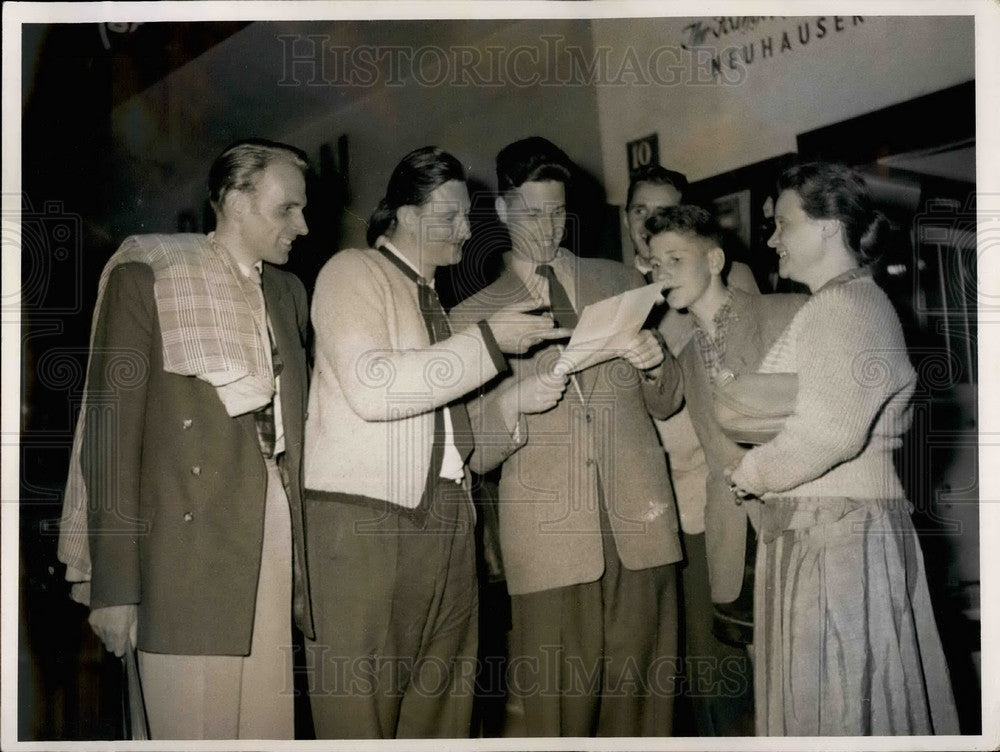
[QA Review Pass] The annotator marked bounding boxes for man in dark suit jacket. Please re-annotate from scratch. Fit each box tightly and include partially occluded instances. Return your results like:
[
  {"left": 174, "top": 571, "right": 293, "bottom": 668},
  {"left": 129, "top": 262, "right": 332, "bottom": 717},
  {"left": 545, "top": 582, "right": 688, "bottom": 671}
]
[
  {"left": 451, "top": 138, "right": 684, "bottom": 737},
  {"left": 63, "top": 139, "right": 312, "bottom": 739}
]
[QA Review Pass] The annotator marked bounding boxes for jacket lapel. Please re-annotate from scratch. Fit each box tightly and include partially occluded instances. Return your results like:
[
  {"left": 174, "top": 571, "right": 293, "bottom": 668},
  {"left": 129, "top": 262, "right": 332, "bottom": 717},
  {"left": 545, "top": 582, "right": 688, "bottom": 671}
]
[
  {"left": 488, "top": 265, "right": 593, "bottom": 406},
  {"left": 570, "top": 263, "right": 603, "bottom": 402},
  {"left": 725, "top": 290, "right": 766, "bottom": 374},
  {"left": 260, "top": 265, "right": 304, "bottom": 452}
]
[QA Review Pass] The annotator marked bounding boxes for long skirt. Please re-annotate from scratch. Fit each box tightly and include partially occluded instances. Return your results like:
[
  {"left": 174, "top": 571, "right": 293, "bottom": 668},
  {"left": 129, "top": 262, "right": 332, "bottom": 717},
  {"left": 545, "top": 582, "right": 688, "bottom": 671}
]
[{"left": 751, "top": 496, "right": 960, "bottom": 736}]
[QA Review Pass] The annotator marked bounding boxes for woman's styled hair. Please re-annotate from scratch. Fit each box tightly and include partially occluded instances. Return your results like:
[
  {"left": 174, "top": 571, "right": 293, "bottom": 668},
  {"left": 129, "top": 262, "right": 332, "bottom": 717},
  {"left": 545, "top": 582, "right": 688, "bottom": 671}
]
[
  {"left": 367, "top": 146, "right": 466, "bottom": 247},
  {"left": 208, "top": 138, "right": 308, "bottom": 215},
  {"left": 777, "top": 162, "right": 891, "bottom": 264}
]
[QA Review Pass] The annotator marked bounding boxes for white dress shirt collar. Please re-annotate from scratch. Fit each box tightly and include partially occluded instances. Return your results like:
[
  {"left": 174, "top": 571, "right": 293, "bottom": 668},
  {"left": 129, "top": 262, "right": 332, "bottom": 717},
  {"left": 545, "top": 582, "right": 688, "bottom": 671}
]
[
  {"left": 507, "top": 247, "right": 576, "bottom": 308},
  {"left": 378, "top": 237, "right": 434, "bottom": 288}
]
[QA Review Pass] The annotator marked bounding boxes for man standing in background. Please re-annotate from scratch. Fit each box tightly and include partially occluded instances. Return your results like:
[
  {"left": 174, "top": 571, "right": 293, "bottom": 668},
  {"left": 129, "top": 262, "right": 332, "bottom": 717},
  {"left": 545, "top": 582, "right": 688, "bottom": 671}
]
[
  {"left": 624, "top": 165, "right": 687, "bottom": 276},
  {"left": 624, "top": 165, "right": 760, "bottom": 735}
]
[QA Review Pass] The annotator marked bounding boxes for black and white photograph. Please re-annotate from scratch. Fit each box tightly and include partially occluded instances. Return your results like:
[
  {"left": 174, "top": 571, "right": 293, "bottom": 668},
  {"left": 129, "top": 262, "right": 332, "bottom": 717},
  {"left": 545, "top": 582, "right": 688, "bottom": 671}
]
[{"left": 2, "top": 2, "right": 998, "bottom": 750}]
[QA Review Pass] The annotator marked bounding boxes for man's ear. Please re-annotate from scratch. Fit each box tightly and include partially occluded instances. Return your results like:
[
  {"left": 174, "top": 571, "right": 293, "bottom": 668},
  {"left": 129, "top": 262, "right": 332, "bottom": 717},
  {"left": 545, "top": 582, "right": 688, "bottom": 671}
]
[
  {"left": 708, "top": 247, "right": 726, "bottom": 275},
  {"left": 495, "top": 195, "right": 509, "bottom": 226},
  {"left": 225, "top": 190, "right": 249, "bottom": 218},
  {"left": 396, "top": 204, "right": 419, "bottom": 234}
]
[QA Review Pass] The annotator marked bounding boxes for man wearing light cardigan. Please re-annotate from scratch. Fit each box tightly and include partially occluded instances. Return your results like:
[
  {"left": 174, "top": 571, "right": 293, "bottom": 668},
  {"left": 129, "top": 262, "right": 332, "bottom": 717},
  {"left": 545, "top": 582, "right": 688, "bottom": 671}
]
[{"left": 302, "top": 147, "right": 568, "bottom": 739}]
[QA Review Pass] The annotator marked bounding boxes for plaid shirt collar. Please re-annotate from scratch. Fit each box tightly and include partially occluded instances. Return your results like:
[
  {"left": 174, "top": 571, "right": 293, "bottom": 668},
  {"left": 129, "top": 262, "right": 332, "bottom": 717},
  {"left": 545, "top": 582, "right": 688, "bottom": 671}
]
[{"left": 692, "top": 290, "right": 738, "bottom": 386}]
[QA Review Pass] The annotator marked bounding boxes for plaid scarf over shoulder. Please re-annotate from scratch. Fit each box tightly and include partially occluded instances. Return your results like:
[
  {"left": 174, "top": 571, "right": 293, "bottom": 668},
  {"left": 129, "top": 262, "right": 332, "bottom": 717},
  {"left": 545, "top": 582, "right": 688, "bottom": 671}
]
[{"left": 58, "top": 234, "right": 273, "bottom": 601}]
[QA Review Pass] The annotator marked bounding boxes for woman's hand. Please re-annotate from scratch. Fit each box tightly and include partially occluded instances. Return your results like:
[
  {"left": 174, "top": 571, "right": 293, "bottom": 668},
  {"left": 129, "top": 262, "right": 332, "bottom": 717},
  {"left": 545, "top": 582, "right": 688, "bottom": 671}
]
[{"left": 724, "top": 464, "right": 762, "bottom": 504}]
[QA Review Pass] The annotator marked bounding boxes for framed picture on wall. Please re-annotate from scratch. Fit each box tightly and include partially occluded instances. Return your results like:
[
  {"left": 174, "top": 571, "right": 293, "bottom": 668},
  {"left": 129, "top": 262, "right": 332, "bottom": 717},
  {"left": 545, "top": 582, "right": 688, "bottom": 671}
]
[{"left": 711, "top": 189, "right": 751, "bottom": 250}]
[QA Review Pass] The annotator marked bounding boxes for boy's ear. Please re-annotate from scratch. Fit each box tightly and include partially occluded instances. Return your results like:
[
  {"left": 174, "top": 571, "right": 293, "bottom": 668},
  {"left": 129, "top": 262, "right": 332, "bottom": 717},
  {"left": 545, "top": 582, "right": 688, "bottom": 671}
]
[
  {"left": 495, "top": 195, "right": 509, "bottom": 226},
  {"left": 708, "top": 246, "right": 726, "bottom": 275}
]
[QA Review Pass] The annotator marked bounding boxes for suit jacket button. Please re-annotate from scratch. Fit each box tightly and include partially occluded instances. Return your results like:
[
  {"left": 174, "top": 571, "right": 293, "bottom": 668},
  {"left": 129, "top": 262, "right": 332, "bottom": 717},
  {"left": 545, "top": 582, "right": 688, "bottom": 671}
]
[
  {"left": 191, "top": 465, "right": 201, "bottom": 476},
  {"left": 586, "top": 412, "right": 593, "bottom": 424},
  {"left": 182, "top": 419, "right": 193, "bottom": 429},
  {"left": 183, "top": 512, "right": 193, "bottom": 522}
]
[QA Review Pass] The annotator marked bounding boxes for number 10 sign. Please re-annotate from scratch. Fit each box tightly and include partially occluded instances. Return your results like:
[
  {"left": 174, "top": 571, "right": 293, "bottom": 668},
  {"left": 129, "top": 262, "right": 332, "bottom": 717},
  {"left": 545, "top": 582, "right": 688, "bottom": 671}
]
[{"left": 626, "top": 133, "right": 659, "bottom": 176}]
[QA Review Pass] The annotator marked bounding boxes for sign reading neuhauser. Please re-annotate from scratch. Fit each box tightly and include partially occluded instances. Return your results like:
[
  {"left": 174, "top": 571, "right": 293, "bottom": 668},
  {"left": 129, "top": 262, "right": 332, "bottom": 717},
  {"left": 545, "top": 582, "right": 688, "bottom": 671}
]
[{"left": 681, "top": 16, "right": 867, "bottom": 81}]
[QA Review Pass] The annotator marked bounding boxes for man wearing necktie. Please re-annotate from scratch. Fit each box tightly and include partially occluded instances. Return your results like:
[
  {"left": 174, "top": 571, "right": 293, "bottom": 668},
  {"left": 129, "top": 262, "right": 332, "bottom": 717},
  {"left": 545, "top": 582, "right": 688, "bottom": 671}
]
[
  {"left": 626, "top": 167, "right": 762, "bottom": 735},
  {"left": 303, "top": 147, "right": 569, "bottom": 739},
  {"left": 64, "top": 139, "right": 313, "bottom": 738},
  {"left": 450, "top": 138, "right": 685, "bottom": 737}
]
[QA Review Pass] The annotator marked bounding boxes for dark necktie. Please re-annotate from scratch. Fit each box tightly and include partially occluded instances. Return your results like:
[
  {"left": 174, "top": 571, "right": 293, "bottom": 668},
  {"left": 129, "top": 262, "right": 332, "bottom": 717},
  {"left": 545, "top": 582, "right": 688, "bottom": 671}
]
[
  {"left": 376, "top": 245, "right": 475, "bottom": 472},
  {"left": 419, "top": 282, "right": 475, "bottom": 463},
  {"left": 252, "top": 270, "right": 282, "bottom": 459},
  {"left": 536, "top": 264, "right": 578, "bottom": 329}
]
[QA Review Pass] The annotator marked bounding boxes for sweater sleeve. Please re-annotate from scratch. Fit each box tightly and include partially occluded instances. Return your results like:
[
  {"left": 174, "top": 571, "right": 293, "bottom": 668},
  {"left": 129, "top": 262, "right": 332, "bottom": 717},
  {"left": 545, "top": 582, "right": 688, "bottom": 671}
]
[
  {"left": 732, "top": 284, "right": 909, "bottom": 495},
  {"left": 312, "top": 251, "right": 502, "bottom": 422},
  {"left": 465, "top": 378, "right": 528, "bottom": 475}
]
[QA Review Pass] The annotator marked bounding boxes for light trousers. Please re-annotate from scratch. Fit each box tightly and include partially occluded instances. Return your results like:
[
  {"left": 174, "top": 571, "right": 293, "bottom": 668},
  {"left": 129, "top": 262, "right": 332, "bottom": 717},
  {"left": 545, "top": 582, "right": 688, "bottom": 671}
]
[{"left": 138, "top": 456, "right": 294, "bottom": 739}]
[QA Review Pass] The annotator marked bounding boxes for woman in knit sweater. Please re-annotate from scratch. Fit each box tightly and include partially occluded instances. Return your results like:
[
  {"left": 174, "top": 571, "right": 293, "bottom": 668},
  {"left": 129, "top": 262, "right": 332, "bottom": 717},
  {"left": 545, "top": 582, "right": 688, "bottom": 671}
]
[{"left": 727, "top": 162, "right": 959, "bottom": 736}]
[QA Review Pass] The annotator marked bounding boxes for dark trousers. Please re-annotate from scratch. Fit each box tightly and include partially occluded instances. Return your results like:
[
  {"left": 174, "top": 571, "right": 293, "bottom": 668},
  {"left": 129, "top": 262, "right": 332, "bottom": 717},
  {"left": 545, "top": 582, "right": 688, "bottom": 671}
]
[
  {"left": 304, "top": 479, "right": 478, "bottom": 738},
  {"left": 509, "top": 493, "right": 679, "bottom": 737},
  {"left": 676, "top": 531, "right": 755, "bottom": 736}
]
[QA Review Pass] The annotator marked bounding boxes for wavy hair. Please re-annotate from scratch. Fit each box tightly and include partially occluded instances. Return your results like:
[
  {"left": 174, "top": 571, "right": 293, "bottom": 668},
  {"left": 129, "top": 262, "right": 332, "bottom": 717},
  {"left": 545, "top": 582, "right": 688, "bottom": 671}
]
[{"left": 366, "top": 146, "right": 465, "bottom": 248}]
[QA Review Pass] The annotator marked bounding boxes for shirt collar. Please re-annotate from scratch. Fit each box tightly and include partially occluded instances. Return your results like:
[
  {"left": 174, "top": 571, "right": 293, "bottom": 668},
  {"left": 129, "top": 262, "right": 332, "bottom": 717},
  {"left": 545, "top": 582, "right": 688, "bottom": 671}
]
[
  {"left": 236, "top": 260, "right": 264, "bottom": 281},
  {"left": 694, "top": 289, "right": 737, "bottom": 341},
  {"left": 376, "top": 236, "right": 434, "bottom": 288},
  {"left": 507, "top": 247, "right": 572, "bottom": 287},
  {"left": 209, "top": 232, "right": 262, "bottom": 282},
  {"left": 713, "top": 289, "right": 737, "bottom": 334}
]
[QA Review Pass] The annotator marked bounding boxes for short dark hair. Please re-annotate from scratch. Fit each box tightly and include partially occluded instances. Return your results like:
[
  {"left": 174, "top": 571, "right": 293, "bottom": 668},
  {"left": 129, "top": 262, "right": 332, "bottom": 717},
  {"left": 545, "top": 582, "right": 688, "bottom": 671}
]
[
  {"left": 496, "top": 137, "right": 573, "bottom": 195},
  {"left": 777, "top": 161, "right": 888, "bottom": 264},
  {"left": 208, "top": 138, "right": 308, "bottom": 215},
  {"left": 366, "top": 146, "right": 466, "bottom": 247},
  {"left": 644, "top": 204, "right": 725, "bottom": 249},
  {"left": 626, "top": 165, "right": 688, "bottom": 209},
  {"left": 646, "top": 204, "right": 732, "bottom": 280}
]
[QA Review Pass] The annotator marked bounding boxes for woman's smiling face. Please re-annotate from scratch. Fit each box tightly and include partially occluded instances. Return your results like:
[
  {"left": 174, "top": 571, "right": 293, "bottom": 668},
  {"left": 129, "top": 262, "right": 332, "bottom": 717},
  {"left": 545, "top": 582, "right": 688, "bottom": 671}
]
[{"left": 768, "top": 189, "right": 828, "bottom": 284}]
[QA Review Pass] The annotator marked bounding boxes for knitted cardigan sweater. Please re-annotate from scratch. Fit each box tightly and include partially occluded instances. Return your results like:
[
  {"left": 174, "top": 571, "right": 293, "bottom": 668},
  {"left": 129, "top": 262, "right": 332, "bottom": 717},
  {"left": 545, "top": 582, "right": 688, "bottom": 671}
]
[
  {"left": 304, "top": 248, "right": 505, "bottom": 508},
  {"left": 733, "top": 273, "right": 916, "bottom": 500}
]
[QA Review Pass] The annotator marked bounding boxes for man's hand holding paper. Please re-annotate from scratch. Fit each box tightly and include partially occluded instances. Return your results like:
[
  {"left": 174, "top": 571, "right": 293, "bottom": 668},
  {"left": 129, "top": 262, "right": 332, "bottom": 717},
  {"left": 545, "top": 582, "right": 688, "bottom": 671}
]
[{"left": 554, "top": 281, "right": 666, "bottom": 375}]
